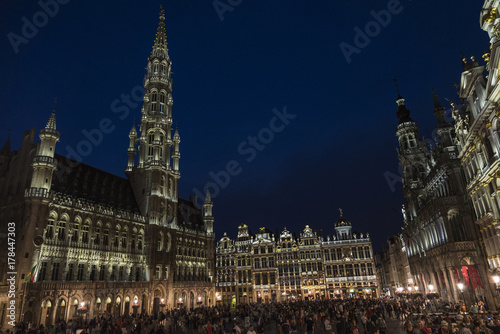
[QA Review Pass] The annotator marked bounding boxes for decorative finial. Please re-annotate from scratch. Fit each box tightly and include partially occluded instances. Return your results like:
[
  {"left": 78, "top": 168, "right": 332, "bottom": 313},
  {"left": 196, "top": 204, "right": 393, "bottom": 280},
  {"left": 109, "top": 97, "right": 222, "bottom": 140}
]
[
  {"left": 339, "top": 208, "right": 343, "bottom": 216},
  {"left": 160, "top": 5, "right": 165, "bottom": 20},
  {"left": 53, "top": 97, "right": 57, "bottom": 112},
  {"left": 432, "top": 89, "right": 442, "bottom": 108},
  {"left": 394, "top": 77, "right": 403, "bottom": 100}
]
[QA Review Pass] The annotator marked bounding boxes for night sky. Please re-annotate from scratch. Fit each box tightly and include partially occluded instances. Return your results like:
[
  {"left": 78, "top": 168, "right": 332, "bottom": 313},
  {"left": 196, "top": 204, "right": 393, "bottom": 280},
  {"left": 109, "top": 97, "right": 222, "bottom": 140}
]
[{"left": 0, "top": 1, "right": 490, "bottom": 251}]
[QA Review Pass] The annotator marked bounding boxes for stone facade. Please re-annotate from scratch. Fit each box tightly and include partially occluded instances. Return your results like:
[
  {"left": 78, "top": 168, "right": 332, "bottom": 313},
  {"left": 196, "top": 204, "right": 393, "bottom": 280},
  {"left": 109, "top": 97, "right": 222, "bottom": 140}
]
[{"left": 0, "top": 9, "right": 215, "bottom": 329}]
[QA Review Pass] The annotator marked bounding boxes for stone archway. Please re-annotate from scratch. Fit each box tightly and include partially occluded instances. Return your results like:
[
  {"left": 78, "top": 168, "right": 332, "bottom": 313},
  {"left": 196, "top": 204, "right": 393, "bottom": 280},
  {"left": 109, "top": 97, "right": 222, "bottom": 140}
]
[
  {"left": 40, "top": 299, "right": 53, "bottom": 327},
  {"left": 56, "top": 299, "right": 66, "bottom": 321}
]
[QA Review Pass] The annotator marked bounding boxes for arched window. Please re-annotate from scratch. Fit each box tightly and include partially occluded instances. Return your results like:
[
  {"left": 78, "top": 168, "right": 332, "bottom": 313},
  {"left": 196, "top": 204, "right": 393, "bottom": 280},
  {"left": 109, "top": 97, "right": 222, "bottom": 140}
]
[
  {"left": 151, "top": 91, "right": 158, "bottom": 112},
  {"left": 159, "top": 92, "right": 166, "bottom": 113}
]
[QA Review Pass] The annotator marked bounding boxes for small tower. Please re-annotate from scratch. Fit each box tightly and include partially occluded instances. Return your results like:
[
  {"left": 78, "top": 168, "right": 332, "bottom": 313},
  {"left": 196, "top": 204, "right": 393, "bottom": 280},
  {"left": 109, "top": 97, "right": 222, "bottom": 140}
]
[
  {"left": 394, "top": 85, "right": 429, "bottom": 221},
  {"left": 126, "top": 124, "right": 137, "bottom": 172},
  {"left": 432, "top": 90, "right": 454, "bottom": 148},
  {"left": 335, "top": 208, "right": 352, "bottom": 240},
  {"left": 203, "top": 189, "right": 214, "bottom": 234},
  {"left": 173, "top": 128, "right": 180, "bottom": 172},
  {"left": 28, "top": 111, "right": 60, "bottom": 197}
]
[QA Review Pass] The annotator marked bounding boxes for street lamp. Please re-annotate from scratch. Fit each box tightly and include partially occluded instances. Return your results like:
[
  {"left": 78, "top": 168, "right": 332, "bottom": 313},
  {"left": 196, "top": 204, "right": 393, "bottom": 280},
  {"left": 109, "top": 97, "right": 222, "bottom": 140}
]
[
  {"left": 197, "top": 296, "right": 202, "bottom": 307},
  {"left": 132, "top": 299, "right": 140, "bottom": 314},
  {"left": 77, "top": 302, "right": 88, "bottom": 321},
  {"left": 159, "top": 298, "right": 165, "bottom": 308},
  {"left": 429, "top": 284, "right": 434, "bottom": 292},
  {"left": 458, "top": 282, "right": 465, "bottom": 313}
]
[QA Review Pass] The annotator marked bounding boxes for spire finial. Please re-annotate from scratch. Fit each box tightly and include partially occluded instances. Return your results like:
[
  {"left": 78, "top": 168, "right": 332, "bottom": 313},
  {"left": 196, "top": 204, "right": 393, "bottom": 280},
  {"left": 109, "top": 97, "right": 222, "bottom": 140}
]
[
  {"left": 394, "top": 77, "right": 402, "bottom": 100},
  {"left": 339, "top": 208, "right": 343, "bottom": 216}
]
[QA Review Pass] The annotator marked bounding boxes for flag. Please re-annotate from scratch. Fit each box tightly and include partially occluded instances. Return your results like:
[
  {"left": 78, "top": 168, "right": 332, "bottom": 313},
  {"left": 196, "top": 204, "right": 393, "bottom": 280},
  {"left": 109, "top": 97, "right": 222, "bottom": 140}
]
[{"left": 25, "top": 265, "right": 36, "bottom": 282}]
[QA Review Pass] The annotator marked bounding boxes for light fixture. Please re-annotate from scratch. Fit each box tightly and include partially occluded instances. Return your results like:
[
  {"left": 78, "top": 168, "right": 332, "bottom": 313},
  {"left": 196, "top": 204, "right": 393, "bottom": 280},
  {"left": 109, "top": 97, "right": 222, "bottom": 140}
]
[
  {"left": 160, "top": 298, "right": 164, "bottom": 303},
  {"left": 408, "top": 287, "right": 413, "bottom": 292},
  {"left": 429, "top": 284, "right": 434, "bottom": 292},
  {"left": 493, "top": 276, "right": 500, "bottom": 284},
  {"left": 458, "top": 283, "right": 464, "bottom": 291},
  {"left": 80, "top": 302, "right": 84, "bottom": 307},
  {"left": 415, "top": 286, "right": 419, "bottom": 291}
]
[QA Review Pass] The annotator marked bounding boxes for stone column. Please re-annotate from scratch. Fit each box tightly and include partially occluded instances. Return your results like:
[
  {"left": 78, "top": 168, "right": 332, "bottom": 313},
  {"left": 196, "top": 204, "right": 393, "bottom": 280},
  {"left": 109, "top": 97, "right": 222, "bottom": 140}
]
[
  {"left": 440, "top": 268, "right": 453, "bottom": 302},
  {"left": 448, "top": 267, "right": 459, "bottom": 302}
]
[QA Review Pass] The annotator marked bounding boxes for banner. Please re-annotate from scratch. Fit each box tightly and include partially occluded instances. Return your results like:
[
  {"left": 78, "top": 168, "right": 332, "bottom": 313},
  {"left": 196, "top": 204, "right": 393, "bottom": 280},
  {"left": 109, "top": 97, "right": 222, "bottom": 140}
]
[
  {"left": 421, "top": 273, "right": 426, "bottom": 288},
  {"left": 453, "top": 268, "right": 459, "bottom": 283},
  {"left": 468, "top": 265, "right": 484, "bottom": 289},
  {"left": 461, "top": 266, "right": 471, "bottom": 288}
]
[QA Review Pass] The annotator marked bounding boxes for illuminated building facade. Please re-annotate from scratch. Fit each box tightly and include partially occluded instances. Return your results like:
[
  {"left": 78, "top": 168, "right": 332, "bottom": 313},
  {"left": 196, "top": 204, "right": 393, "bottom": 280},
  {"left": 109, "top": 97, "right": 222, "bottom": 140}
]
[
  {"left": 0, "top": 9, "right": 215, "bottom": 329},
  {"left": 298, "top": 225, "right": 325, "bottom": 300},
  {"left": 276, "top": 228, "right": 300, "bottom": 301},
  {"left": 395, "top": 87, "right": 495, "bottom": 308},
  {"left": 380, "top": 234, "right": 412, "bottom": 296},
  {"left": 215, "top": 212, "right": 378, "bottom": 305},
  {"left": 453, "top": 0, "right": 500, "bottom": 308},
  {"left": 251, "top": 228, "right": 277, "bottom": 303},
  {"left": 323, "top": 212, "right": 378, "bottom": 299}
]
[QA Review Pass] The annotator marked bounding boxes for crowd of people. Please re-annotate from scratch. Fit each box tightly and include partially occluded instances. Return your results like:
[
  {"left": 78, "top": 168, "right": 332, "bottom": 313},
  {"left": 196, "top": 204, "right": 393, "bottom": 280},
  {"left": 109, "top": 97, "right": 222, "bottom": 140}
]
[{"left": 2, "top": 297, "right": 500, "bottom": 334}]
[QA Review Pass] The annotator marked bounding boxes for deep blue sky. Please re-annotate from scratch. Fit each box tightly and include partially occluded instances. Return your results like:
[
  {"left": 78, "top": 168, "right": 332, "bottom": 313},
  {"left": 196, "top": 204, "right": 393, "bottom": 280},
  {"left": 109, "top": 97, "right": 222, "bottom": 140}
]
[{"left": 0, "top": 1, "right": 489, "bottom": 251}]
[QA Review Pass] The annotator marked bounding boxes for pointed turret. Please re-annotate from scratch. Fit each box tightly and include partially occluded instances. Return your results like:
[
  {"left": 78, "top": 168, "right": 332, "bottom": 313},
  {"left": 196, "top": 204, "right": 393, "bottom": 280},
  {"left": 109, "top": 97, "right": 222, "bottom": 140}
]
[
  {"left": 172, "top": 128, "right": 180, "bottom": 172},
  {"left": 203, "top": 189, "right": 214, "bottom": 234},
  {"left": 432, "top": 90, "right": 454, "bottom": 148},
  {"left": 28, "top": 110, "right": 60, "bottom": 198},
  {"left": 126, "top": 124, "right": 137, "bottom": 172}
]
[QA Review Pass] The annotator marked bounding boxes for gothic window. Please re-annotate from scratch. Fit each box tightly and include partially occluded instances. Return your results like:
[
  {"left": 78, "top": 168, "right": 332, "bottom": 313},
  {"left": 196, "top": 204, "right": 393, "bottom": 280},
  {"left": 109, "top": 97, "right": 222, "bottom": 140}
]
[
  {"left": 82, "top": 223, "right": 89, "bottom": 243},
  {"left": 160, "top": 63, "right": 166, "bottom": 75},
  {"left": 57, "top": 221, "right": 66, "bottom": 241},
  {"left": 408, "top": 135, "right": 416, "bottom": 148},
  {"left": 138, "top": 233, "right": 143, "bottom": 250},
  {"left": 66, "top": 264, "right": 74, "bottom": 281},
  {"left": 90, "top": 265, "right": 96, "bottom": 281},
  {"left": 72, "top": 222, "right": 79, "bottom": 242},
  {"left": 153, "top": 62, "right": 159, "bottom": 74},
  {"left": 51, "top": 263, "right": 60, "bottom": 281},
  {"left": 95, "top": 227, "right": 100, "bottom": 245},
  {"left": 121, "top": 231, "right": 127, "bottom": 248},
  {"left": 77, "top": 264, "right": 84, "bottom": 281},
  {"left": 157, "top": 233, "right": 163, "bottom": 251},
  {"left": 99, "top": 265, "right": 105, "bottom": 281},
  {"left": 119, "top": 266, "right": 124, "bottom": 281},
  {"left": 159, "top": 92, "right": 166, "bottom": 113},
  {"left": 151, "top": 92, "right": 158, "bottom": 112},
  {"left": 103, "top": 229, "right": 109, "bottom": 246},
  {"left": 46, "top": 219, "right": 54, "bottom": 239}
]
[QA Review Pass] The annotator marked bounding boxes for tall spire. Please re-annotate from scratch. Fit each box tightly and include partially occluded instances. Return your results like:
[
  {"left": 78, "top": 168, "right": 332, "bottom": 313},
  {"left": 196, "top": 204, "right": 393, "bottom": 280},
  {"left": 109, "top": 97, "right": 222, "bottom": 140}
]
[
  {"left": 432, "top": 89, "right": 442, "bottom": 109},
  {"left": 151, "top": 6, "right": 168, "bottom": 58},
  {"left": 46, "top": 110, "right": 56, "bottom": 130}
]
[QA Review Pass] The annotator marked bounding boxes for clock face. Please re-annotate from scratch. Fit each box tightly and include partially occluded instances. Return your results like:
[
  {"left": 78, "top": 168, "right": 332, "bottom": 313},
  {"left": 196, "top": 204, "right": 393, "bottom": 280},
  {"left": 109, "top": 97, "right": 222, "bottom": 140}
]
[{"left": 33, "top": 235, "right": 44, "bottom": 246}]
